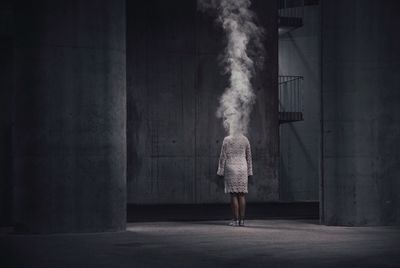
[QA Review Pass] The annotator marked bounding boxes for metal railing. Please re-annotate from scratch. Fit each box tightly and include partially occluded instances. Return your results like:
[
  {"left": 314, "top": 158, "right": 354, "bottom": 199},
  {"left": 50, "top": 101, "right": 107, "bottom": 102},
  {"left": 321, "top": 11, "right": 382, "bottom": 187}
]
[
  {"left": 279, "top": 75, "right": 304, "bottom": 114},
  {"left": 278, "top": 0, "right": 304, "bottom": 18}
]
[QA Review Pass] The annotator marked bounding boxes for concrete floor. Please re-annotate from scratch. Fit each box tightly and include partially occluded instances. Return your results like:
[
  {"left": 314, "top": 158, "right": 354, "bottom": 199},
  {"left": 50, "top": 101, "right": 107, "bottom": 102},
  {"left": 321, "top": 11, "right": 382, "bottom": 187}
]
[{"left": 2, "top": 220, "right": 400, "bottom": 268}]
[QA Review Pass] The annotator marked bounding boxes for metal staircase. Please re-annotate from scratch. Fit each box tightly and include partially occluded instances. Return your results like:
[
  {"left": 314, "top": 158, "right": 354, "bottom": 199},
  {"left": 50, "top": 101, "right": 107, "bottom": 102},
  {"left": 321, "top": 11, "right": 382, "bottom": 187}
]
[
  {"left": 279, "top": 75, "right": 304, "bottom": 123},
  {"left": 278, "top": 0, "right": 305, "bottom": 124},
  {"left": 278, "top": 0, "right": 304, "bottom": 36}
]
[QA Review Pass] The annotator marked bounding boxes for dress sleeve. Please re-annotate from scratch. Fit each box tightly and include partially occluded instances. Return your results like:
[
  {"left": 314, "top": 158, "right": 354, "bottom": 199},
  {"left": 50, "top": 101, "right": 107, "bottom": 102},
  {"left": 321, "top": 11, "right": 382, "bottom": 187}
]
[
  {"left": 246, "top": 139, "right": 253, "bottom": 176},
  {"left": 217, "top": 139, "right": 227, "bottom": 176}
]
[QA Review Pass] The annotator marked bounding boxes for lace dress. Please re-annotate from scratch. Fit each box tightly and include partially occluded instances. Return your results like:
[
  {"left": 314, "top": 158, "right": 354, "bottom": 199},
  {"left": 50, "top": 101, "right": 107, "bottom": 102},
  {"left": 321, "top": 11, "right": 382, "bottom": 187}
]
[{"left": 217, "top": 134, "right": 253, "bottom": 193}]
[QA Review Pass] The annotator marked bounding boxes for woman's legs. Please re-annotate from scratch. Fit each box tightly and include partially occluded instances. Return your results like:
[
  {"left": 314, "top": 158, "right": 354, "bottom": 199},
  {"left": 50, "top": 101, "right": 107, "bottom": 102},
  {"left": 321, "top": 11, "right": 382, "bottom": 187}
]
[
  {"left": 238, "top": 193, "right": 246, "bottom": 220},
  {"left": 230, "top": 193, "right": 239, "bottom": 220}
]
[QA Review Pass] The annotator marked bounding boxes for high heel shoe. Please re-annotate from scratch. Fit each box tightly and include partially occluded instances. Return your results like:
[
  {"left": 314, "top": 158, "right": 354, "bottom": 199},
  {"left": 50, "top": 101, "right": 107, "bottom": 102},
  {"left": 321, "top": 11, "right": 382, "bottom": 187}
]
[{"left": 228, "top": 219, "right": 239, "bottom": 226}]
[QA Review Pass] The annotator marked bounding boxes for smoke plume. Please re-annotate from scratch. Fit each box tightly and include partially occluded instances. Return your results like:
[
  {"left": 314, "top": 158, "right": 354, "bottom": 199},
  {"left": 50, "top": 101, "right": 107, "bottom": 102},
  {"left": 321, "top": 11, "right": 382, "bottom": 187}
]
[{"left": 198, "top": 0, "right": 265, "bottom": 136}]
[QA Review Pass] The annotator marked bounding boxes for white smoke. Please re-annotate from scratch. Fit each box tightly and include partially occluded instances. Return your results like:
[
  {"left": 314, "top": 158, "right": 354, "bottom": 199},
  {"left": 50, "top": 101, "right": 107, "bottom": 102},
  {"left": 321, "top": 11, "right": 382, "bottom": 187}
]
[{"left": 198, "top": 0, "right": 265, "bottom": 136}]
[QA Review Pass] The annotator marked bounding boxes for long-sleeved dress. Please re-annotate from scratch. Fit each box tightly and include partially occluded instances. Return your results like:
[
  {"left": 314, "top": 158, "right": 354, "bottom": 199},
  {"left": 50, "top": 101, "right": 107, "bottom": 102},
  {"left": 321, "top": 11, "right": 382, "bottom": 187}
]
[{"left": 217, "top": 134, "right": 253, "bottom": 193}]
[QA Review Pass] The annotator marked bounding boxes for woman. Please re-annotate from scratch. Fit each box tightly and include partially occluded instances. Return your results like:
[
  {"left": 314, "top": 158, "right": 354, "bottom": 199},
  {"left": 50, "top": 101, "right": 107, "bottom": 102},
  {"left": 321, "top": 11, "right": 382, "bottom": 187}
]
[{"left": 217, "top": 133, "right": 253, "bottom": 227}]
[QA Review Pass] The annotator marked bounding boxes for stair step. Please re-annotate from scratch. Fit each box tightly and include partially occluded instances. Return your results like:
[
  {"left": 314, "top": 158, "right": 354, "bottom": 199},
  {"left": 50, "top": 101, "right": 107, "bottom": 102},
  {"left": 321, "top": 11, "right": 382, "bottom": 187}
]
[
  {"left": 279, "top": 112, "right": 304, "bottom": 123},
  {"left": 278, "top": 16, "right": 303, "bottom": 35},
  {"left": 279, "top": 16, "right": 303, "bottom": 27}
]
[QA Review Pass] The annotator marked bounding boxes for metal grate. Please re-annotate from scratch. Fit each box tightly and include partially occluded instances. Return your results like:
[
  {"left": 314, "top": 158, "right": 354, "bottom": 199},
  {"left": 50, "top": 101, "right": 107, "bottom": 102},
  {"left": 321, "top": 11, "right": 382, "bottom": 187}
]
[
  {"left": 278, "top": 0, "right": 305, "bottom": 18},
  {"left": 278, "top": 0, "right": 304, "bottom": 34},
  {"left": 279, "top": 75, "right": 304, "bottom": 122}
]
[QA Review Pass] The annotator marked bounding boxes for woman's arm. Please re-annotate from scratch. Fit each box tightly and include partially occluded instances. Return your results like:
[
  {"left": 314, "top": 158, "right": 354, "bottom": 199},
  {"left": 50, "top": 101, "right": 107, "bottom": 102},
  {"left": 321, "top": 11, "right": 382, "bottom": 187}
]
[
  {"left": 217, "top": 139, "right": 227, "bottom": 176},
  {"left": 246, "top": 139, "right": 253, "bottom": 176}
]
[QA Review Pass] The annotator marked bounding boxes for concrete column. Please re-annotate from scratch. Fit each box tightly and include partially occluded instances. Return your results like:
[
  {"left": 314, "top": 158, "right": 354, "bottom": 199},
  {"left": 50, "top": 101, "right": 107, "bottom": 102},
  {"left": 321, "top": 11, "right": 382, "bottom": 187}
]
[
  {"left": 0, "top": 3, "right": 14, "bottom": 226},
  {"left": 322, "top": 0, "right": 400, "bottom": 225},
  {"left": 13, "top": 0, "right": 126, "bottom": 233}
]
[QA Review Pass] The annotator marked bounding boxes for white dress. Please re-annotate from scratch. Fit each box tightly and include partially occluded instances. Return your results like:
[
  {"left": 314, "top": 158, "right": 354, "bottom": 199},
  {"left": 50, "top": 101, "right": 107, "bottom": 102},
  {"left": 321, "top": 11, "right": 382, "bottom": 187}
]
[{"left": 217, "top": 134, "right": 253, "bottom": 193}]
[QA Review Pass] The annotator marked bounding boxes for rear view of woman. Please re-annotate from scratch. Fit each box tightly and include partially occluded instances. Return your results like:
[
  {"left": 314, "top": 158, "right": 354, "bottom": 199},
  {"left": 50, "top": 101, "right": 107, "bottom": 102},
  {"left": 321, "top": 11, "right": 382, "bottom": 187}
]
[{"left": 217, "top": 133, "right": 253, "bottom": 227}]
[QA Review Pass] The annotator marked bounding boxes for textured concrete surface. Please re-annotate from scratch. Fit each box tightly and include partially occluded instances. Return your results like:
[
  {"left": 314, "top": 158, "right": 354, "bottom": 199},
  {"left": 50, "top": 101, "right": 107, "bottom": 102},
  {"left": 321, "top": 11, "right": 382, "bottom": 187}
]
[
  {"left": 3, "top": 0, "right": 400, "bottom": 236},
  {"left": 322, "top": 0, "right": 400, "bottom": 225},
  {"left": 2, "top": 220, "right": 400, "bottom": 268},
  {"left": 12, "top": 0, "right": 127, "bottom": 233},
  {"left": 126, "top": 0, "right": 279, "bottom": 204},
  {"left": 279, "top": 4, "right": 321, "bottom": 201},
  {"left": 0, "top": 4, "right": 14, "bottom": 226}
]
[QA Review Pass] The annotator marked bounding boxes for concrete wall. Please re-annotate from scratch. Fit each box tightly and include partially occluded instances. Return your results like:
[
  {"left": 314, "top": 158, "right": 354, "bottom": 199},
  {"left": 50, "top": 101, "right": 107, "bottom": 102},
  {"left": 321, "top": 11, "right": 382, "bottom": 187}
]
[
  {"left": 0, "top": 3, "right": 14, "bottom": 226},
  {"left": 127, "top": 0, "right": 279, "bottom": 204},
  {"left": 279, "top": 4, "right": 321, "bottom": 201},
  {"left": 12, "top": 0, "right": 127, "bottom": 233},
  {"left": 322, "top": 0, "right": 400, "bottom": 225}
]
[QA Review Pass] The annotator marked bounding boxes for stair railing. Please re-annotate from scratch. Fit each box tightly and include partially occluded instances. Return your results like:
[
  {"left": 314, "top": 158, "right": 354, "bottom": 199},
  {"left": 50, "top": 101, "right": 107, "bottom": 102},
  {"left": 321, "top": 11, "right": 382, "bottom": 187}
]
[
  {"left": 279, "top": 75, "right": 304, "bottom": 114},
  {"left": 278, "top": 0, "right": 305, "bottom": 20}
]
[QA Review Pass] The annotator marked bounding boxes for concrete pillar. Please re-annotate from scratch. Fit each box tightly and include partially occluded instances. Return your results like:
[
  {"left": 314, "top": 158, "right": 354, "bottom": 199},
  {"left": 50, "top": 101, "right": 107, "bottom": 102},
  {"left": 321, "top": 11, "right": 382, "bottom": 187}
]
[
  {"left": 0, "top": 3, "right": 14, "bottom": 226},
  {"left": 322, "top": 0, "right": 400, "bottom": 225},
  {"left": 13, "top": 0, "right": 126, "bottom": 233}
]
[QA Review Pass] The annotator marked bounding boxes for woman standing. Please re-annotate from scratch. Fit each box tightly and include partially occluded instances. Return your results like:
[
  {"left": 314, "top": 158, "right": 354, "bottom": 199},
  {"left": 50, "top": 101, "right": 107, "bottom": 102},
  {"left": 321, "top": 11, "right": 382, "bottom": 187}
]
[{"left": 217, "top": 133, "right": 253, "bottom": 226}]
